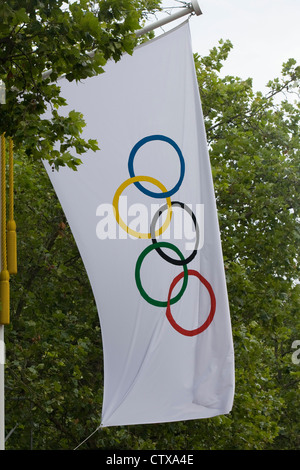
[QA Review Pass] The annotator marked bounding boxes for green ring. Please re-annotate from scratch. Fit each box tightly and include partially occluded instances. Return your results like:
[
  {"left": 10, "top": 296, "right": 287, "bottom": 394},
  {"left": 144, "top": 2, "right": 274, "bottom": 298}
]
[{"left": 135, "top": 242, "right": 188, "bottom": 307}]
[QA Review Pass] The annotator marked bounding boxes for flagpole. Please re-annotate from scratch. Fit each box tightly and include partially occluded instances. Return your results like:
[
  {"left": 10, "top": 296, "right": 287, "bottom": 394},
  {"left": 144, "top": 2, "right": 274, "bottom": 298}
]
[
  {"left": 0, "top": 135, "right": 4, "bottom": 450},
  {"left": 135, "top": 0, "right": 202, "bottom": 37},
  {"left": 0, "top": 80, "right": 5, "bottom": 451},
  {"left": 0, "top": 325, "right": 4, "bottom": 450},
  {"left": 41, "top": 1, "right": 202, "bottom": 80}
]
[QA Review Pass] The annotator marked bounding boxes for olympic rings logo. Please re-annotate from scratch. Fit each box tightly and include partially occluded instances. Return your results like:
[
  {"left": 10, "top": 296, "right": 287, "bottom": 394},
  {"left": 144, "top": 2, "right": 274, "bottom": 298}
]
[{"left": 112, "top": 135, "right": 216, "bottom": 337}]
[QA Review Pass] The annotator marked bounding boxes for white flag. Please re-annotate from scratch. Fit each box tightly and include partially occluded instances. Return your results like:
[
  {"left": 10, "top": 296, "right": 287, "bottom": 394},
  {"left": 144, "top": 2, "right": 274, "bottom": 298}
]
[{"left": 45, "top": 21, "right": 234, "bottom": 427}]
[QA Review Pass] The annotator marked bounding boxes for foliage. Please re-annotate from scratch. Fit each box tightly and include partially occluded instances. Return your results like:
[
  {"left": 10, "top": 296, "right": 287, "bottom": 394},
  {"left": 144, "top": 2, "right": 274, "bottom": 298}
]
[
  {"left": 3, "top": 36, "right": 300, "bottom": 449},
  {"left": 5, "top": 154, "right": 103, "bottom": 449},
  {"left": 0, "top": 0, "right": 161, "bottom": 169},
  {"left": 195, "top": 41, "right": 300, "bottom": 449}
]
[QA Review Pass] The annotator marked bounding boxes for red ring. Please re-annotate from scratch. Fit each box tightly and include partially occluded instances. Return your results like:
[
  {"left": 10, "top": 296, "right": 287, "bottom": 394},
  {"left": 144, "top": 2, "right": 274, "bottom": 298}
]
[{"left": 166, "top": 270, "right": 216, "bottom": 336}]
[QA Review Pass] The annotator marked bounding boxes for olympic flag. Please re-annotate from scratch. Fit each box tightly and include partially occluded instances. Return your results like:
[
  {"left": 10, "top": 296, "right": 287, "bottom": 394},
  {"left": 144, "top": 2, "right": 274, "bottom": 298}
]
[{"left": 45, "top": 21, "right": 234, "bottom": 426}]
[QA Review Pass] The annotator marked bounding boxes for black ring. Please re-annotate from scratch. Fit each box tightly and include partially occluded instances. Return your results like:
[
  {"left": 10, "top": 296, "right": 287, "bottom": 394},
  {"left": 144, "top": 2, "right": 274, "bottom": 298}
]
[{"left": 150, "top": 201, "right": 200, "bottom": 266}]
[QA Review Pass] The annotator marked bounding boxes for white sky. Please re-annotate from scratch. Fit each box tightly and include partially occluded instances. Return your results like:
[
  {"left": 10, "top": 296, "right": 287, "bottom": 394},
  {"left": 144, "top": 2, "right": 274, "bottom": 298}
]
[{"left": 154, "top": 0, "right": 300, "bottom": 93}]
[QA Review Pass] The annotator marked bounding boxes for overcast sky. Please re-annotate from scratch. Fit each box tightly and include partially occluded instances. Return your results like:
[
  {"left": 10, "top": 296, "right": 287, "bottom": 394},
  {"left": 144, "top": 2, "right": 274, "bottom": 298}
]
[{"left": 154, "top": 0, "right": 300, "bottom": 93}]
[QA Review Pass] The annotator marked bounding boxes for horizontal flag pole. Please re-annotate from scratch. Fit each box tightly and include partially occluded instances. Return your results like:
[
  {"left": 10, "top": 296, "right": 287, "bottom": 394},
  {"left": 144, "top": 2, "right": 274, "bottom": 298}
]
[
  {"left": 135, "top": 1, "right": 202, "bottom": 37},
  {"left": 41, "top": 1, "right": 202, "bottom": 81}
]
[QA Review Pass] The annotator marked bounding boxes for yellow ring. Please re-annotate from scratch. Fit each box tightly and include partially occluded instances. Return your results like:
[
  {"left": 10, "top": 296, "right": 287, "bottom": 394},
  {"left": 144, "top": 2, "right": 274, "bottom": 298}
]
[{"left": 112, "top": 176, "right": 172, "bottom": 239}]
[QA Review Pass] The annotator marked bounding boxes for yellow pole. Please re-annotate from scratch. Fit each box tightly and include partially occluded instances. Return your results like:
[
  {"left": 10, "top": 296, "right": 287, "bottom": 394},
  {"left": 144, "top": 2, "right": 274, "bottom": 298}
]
[
  {"left": 0, "top": 133, "right": 10, "bottom": 325},
  {"left": 7, "top": 137, "right": 17, "bottom": 275}
]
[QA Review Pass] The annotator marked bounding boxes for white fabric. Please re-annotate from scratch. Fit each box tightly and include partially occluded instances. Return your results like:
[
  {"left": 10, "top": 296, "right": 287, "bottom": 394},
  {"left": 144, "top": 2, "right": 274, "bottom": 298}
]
[{"left": 45, "top": 22, "right": 234, "bottom": 427}]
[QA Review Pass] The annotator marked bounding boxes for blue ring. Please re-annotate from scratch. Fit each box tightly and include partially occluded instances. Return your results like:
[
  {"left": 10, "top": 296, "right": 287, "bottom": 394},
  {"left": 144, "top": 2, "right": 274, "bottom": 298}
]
[{"left": 128, "top": 135, "right": 185, "bottom": 199}]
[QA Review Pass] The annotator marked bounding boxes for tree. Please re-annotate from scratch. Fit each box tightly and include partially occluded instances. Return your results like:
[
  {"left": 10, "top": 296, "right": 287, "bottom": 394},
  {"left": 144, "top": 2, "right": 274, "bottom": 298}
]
[
  {"left": 194, "top": 41, "right": 300, "bottom": 449},
  {"left": 4, "top": 151, "right": 102, "bottom": 449},
  {"left": 4, "top": 39, "right": 300, "bottom": 449},
  {"left": 0, "top": 0, "right": 161, "bottom": 169}
]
